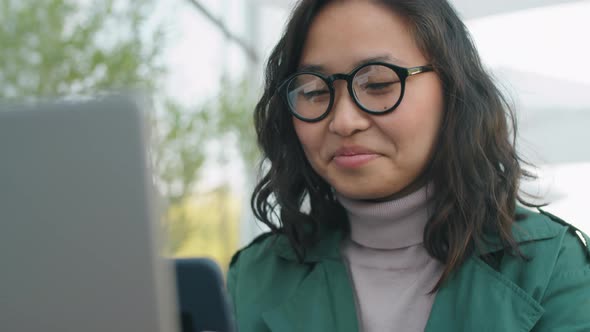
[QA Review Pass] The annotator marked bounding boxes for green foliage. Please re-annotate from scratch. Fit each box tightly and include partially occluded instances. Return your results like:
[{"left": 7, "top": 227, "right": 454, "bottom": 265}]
[
  {"left": 215, "top": 78, "right": 259, "bottom": 169},
  {"left": 0, "top": 0, "right": 259, "bottom": 258},
  {"left": 172, "top": 185, "right": 240, "bottom": 269},
  {"left": 152, "top": 99, "right": 211, "bottom": 205},
  {"left": 153, "top": 79, "right": 258, "bottom": 255},
  {"left": 0, "top": 0, "right": 164, "bottom": 100},
  {"left": 151, "top": 99, "right": 211, "bottom": 254}
]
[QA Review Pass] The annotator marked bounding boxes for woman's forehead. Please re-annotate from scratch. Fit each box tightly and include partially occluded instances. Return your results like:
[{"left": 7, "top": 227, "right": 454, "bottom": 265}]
[
  {"left": 297, "top": 54, "right": 410, "bottom": 74},
  {"left": 298, "top": 1, "right": 424, "bottom": 72}
]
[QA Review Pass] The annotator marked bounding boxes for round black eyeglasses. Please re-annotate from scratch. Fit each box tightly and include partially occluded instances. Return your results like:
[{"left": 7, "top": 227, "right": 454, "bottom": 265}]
[{"left": 278, "top": 61, "right": 433, "bottom": 122}]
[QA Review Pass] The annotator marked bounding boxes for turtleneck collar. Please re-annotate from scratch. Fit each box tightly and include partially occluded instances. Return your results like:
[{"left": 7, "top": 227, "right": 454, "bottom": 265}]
[{"left": 336, "top": 184, "right": 433, "bottom": 250}]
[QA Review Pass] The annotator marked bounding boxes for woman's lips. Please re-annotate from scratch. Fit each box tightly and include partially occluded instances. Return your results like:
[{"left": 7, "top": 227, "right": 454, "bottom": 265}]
[
  {"left": 333, "top": 153, "right": 380, "bottom": 168},
  {"left": 332, "top": 146, "right": 380, "bottom": 168}
]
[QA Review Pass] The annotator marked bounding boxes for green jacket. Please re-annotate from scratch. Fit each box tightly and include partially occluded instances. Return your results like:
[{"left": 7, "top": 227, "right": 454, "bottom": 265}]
[{"left": 227, "top": 208, "right": 590, "bottom": 331}]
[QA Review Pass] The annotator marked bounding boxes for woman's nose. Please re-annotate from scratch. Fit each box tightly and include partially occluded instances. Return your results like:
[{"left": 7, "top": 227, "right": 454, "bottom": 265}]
[{"left": 328, "top": 81, "right": 371, "bottom": 137}]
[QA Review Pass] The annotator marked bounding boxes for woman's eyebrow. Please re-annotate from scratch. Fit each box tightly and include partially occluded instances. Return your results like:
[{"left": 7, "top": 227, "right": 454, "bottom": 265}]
[
  {"left": 355, "top": 55, "right": 401, "bottom": 67},
  {"left": 297, "top": 54, "right": 407, "bottom": 73},
  {"left": 297, "top": 63, "right": 325, "bottom": 73}
]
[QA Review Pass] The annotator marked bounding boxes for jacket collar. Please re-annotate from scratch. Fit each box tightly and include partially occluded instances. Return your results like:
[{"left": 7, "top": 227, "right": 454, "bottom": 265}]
[
  {"left": 271, "top": 224, "right": 343, "bottom": 262},
  {"left": 261, "top": 254, "right": 547, "bottom": 332},
  {"left": 261, "top": 259, "right": 360, "bottom": 332},
  {"left": 272, "top": 206, "right": 561, "bottom": 262},
  {"left": 477, "top": 206, "right": 561, "bottom": 254},
  {"left": 425, "top": 255, "right": 545, "bottom": 331},
  {"left": 264, "top": 206, "right": 560, "bottom": 332}
]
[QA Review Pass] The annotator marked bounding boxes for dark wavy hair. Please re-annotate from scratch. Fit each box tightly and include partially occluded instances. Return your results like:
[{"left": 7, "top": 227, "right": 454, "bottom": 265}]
[{"left": 251, "top": 0, "right": 538, "bottom": 289}]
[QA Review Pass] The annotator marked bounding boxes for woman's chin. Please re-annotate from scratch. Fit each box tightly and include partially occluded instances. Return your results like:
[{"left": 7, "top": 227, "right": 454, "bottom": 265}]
[
  {"left": 333, "top": 185, "right": 403, "bottom": 201},
  {"left": 331, "top": 177, "right": 426, "bottom": 201}
]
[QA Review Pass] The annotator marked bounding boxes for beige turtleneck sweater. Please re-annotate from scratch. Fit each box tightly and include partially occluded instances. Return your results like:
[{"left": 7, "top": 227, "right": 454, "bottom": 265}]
[{"left": 337, "top": 185, "right": 444, "bottom": 332}]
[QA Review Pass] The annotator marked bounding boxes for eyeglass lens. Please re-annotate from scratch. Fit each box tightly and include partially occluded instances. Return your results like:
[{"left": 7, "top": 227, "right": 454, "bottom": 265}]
[{"left": 286, "top": 64, "right": 402, "bottom": 120}]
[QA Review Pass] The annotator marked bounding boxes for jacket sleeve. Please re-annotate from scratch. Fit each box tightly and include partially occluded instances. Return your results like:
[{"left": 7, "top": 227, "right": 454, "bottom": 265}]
[
  {"left": 533, "top": 228, "right": 590, "bottom": 331},
  {"left": 227, "top": 254, "right": 240, "bottom": 320}
]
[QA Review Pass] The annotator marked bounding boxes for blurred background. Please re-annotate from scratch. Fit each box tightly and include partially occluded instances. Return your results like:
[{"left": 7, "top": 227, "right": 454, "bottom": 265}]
[{"left": 2, "top": 0, "right": 589, "bottom": 272}]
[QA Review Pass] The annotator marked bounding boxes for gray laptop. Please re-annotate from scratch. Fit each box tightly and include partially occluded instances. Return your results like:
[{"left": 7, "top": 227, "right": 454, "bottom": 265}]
[{"left": 0, "top": 96, "right": 180, "bottom": 332}]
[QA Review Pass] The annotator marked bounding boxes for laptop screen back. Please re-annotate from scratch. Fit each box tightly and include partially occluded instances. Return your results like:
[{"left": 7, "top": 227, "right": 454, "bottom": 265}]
[{"left": 0, "top": 96, "right": 179, "bottom": 332}]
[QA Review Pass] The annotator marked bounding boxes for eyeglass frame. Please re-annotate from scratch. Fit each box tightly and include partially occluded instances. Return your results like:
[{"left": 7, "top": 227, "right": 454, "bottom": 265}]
[{"left": 277, "top": 61, "right": 434, "bottom": 122}]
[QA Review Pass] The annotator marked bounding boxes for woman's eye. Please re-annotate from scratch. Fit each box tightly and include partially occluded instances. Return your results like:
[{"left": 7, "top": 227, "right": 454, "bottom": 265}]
[
  {"left": 365, "top": 81, "right": 397, "bottom": 91},
  {"left": 302, "top": 90, "right": 329, "bottom": 100}
]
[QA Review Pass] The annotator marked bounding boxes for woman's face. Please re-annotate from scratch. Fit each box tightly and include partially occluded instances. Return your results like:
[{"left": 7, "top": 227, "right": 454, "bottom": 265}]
[{"left": 293, "top": 1, "right": 444, "bottom": 200}]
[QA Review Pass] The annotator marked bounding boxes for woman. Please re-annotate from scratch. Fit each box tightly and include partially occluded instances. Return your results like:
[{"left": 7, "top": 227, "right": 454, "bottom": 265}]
[{"left": 227, "top": 0, "right": 590, "bottom": 331}]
